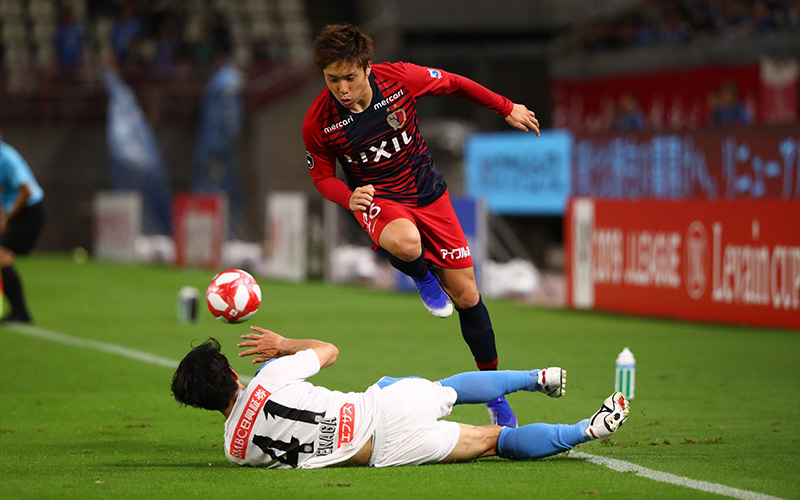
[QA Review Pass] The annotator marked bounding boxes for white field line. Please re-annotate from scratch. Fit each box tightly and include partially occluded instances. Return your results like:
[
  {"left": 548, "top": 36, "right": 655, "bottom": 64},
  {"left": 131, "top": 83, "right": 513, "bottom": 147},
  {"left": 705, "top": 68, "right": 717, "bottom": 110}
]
[
  {"left": 570, "top": 452, "right": 784, "bottom": 500},
  {"left": 5, "top": 323, "right": 252, "bottom": 383},
  {"left": 4, "top": 324, "right": 783, "bottom": 499}
]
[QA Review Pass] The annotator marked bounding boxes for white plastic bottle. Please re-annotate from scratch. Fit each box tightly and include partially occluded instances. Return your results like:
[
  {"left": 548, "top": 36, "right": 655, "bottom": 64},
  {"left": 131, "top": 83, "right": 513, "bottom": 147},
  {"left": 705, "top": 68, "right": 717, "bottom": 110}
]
[
  {"left": 178, "top": 286, "right": 199, "bottom": 323},
  {"left": 615, "top": 347, "right": 635, "bottom": 400}
]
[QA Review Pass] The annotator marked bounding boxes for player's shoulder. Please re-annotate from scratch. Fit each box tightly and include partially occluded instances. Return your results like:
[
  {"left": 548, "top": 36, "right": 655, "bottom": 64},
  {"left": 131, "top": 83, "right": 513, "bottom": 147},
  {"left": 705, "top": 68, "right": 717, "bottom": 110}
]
[
  {"left": 0, "top": 142, "right": 13, "bottom": 160},
  {"left": 371, "top": 61, "right": 417, "bottom": 79},
  {"left": 306, "top": 87, "right": 333, "bottom": 113},
  {"left": 372, "top": 61, "right": 445, "bottom": 86},
  {"left": 0, "top": 142, "right": 24, "bottom": 171}
]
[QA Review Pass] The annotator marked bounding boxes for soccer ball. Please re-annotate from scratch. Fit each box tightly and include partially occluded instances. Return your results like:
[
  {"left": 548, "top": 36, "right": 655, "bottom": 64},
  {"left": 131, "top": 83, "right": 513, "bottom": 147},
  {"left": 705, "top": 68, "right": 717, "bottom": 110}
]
[{"left": 206, "top": 269, "right": 262, "bottom": 323}]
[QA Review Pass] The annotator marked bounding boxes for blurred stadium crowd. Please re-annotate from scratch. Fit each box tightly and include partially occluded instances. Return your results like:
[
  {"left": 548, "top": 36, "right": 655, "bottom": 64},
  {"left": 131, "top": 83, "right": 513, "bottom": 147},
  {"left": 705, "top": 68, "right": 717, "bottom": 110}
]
[
  {"left": 0, "top": 0, "right": 318, "bottom": 126},
  {"left": 565, "top": 0, "right": 800, "bottom": 55},
  {"left": 0, "top": 0, "right": 311, "bottom": 92}
]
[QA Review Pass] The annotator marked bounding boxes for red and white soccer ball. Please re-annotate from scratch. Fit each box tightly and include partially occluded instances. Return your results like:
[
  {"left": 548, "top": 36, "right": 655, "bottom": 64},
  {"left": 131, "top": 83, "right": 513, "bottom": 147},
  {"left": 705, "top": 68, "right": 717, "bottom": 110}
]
[{"left": 206, "top": 269, "right": 262, "bottom": 323}]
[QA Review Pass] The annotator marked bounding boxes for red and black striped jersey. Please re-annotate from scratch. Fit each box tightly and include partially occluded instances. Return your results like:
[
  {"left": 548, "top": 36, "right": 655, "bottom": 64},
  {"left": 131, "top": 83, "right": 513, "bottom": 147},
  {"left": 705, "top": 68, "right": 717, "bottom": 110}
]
[{"left": 303, "top": 62, "right": 513, "bottom": 208}]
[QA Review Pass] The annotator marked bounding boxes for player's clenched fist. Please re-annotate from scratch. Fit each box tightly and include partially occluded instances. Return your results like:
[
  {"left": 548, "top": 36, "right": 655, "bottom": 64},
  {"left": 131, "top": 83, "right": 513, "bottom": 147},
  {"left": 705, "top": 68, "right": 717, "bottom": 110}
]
[{"left": 349, "top": 184, "right": 375, "bottom": 212}]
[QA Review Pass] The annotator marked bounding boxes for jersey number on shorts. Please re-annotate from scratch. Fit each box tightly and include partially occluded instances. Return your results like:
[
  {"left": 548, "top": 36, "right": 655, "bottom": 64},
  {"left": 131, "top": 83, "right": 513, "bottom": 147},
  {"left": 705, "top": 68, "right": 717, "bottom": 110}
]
[
  {"left": 362, "top": 203, "right": 381, "bottom": 235},
  {"left": 251, "top": 399, "right": 325, "bottom": 468}
]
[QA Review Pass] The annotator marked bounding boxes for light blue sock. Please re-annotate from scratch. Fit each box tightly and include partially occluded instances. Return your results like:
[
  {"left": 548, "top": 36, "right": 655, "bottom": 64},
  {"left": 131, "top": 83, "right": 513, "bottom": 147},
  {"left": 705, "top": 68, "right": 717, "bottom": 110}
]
[
  {"left": 439, "top": 370, "right": 540, "bottom": 404},
  {"left": 497, "top": 421, "right": 588, "bottom": 460}
]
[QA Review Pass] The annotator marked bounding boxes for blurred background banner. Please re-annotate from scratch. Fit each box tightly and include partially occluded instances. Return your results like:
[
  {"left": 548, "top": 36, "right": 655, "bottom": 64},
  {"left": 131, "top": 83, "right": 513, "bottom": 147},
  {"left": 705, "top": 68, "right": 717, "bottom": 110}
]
[
  {"left": 92, "top": 191, "right": 141, "bottom": 262},
  {"left": 464, "top": 130, "right": 572, "bottom": 215},
  {"left": 265, "top": 192, "right": 308, "bottom": 282},
  {"left": 191, "top": 62, "right": 245, "bottom": 239},
  {"left": 760, "top": 57, "right": 799, "bottom": 124},
  {"left": 103, "top": 69, "right": 172, "bottom": 236},
  {"left": 573, "top": 125, "right": 800, "bottom": 200},
  {"left": 173, "top": 193, "right": 227, "bottom": 269}
]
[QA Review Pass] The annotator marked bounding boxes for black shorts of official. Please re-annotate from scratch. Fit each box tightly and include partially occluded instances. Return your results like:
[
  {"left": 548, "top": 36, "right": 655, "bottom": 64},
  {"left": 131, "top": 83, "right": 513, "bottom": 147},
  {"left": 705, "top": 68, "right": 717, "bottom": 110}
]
[{"left": 0, "top": 201, "right": 44, "bottom": 255}]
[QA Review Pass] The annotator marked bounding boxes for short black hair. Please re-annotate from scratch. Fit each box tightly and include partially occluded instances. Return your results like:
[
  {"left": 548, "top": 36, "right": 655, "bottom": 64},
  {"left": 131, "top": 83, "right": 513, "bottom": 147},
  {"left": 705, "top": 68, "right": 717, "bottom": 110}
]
[
  {"left": 171, "top": 338, "right": 239, "bottom": 412},
  {"left": 313, "top": 24, "right": 374, "bottom": 70}
]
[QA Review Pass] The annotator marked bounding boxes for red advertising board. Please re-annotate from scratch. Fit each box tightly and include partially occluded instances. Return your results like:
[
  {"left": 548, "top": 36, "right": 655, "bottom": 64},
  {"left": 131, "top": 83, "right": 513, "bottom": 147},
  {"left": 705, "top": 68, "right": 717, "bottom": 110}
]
[
  {"left": 173, "top": 193, "right": 227, "bottom": 268},
  {"left": 566, "top": 198, "right": 800, "bottom": 330}
]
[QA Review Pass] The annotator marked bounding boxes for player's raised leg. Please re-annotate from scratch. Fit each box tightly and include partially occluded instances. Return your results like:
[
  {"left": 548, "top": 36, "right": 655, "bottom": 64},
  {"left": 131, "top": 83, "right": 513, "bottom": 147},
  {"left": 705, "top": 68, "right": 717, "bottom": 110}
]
[
  {"left": 380, "top": 218, "right": 453, "bottom": 318},
  {"left": 439, "top": 367, "right": 565, "bottom": 404},
  {"left": 437, "top": 266, "right": 519, "bottom": 427}
]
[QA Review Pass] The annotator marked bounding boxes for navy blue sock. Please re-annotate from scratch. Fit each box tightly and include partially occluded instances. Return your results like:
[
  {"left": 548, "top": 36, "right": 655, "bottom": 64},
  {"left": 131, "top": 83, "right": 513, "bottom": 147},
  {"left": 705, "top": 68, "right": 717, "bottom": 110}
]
[
  {"left": 457, "top": 296, "right": 498, "bottom": 366},
  {"left": 497, "top": 421, "right": 588, "bottom": 460},
  {"left": 439, "top": 370, "right": 540, "bottom": 404},
  {"left": 389, "top": 254, "right": 427, "bottom": 278}
]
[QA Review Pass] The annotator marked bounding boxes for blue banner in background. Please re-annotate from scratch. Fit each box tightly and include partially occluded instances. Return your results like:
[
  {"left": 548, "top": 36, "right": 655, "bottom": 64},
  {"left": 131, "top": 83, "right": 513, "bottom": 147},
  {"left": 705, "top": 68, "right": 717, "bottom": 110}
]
[
  {"left": 464, "top": 130, "right": 572, "bottom": 215},
  {"left": 191, "top": 62, "right": 244, "bottom": 239},
  {"left": 103, "top": 69, "right": 172, "bottom": 235}
]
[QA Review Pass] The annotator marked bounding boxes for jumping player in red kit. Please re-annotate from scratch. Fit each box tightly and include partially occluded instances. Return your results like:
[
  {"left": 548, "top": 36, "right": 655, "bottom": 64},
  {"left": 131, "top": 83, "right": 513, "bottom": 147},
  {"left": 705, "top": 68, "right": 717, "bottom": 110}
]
[{"left": 302, "top": 24, "right": 540, "bottom": 428}]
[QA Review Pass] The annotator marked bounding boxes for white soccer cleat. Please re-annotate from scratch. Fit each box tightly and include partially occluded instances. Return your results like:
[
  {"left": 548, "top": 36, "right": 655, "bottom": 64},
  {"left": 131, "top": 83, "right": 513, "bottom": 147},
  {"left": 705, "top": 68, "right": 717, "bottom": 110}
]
[
  {"left": 538, "top": 367, "right": 566, "bottom": 398},
  {"left": 586, "top": 391, "right": 630, "bottom": 440}
]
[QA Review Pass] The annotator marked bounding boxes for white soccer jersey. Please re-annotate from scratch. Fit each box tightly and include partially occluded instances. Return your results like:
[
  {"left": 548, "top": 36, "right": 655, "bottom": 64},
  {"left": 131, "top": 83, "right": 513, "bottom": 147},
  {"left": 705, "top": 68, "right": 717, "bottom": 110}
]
[{"left": 223, "top": 349, "right": 380, "bottom": 469}]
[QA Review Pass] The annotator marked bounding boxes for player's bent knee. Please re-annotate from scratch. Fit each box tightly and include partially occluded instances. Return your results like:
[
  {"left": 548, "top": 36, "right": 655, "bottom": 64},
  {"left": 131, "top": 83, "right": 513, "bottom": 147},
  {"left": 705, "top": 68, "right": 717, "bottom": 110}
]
[
  {"left": 447, "top": 287, "right": 480, "bottom": 309},
  {"left": 392, "top": 240, "right": 422, "bottom": 261},
  {"left": 380, "top": 223, "right": 422, "bottom": 260}
]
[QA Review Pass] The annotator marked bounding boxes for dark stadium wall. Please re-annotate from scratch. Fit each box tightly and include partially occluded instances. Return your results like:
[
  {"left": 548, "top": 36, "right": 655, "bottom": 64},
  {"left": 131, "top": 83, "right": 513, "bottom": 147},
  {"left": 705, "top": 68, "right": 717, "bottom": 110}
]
[
  {"left": 240, "top": 79, "right": 326, "bottom": 241},
  {"left": 2, "top": 125, "right": 197, "bottom": 252}
]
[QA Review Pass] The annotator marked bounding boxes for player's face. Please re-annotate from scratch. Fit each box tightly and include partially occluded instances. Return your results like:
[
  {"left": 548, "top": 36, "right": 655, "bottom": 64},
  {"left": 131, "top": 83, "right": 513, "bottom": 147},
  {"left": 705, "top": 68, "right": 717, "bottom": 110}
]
[{"left": 322, "top": 61, "right": 372, "bottom": 113}]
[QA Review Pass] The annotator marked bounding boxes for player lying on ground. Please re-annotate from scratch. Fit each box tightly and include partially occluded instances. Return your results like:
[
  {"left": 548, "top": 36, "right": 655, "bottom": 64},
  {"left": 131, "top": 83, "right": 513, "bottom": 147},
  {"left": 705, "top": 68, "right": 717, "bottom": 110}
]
[{"left": 171, "top": 326, "right": 630, "bottom": 469}]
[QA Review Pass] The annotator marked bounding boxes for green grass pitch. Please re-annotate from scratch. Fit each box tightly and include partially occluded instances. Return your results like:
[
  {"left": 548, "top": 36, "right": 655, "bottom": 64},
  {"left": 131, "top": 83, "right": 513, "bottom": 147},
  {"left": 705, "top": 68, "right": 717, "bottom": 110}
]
[{"left": 1, "top": 254, "right": 798, "bottom": 499}]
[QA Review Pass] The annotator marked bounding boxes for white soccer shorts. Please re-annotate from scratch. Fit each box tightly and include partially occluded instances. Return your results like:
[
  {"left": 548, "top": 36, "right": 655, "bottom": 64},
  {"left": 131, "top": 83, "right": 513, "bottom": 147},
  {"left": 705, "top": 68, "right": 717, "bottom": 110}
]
[{"left": 368, "top": 377, "right": 461, "bottom": 467}]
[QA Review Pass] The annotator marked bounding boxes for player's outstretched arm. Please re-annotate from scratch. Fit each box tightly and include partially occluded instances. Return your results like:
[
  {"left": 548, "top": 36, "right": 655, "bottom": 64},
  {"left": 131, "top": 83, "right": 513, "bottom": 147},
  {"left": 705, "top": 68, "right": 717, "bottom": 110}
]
[
  {"left": 505, "top": 103, "right": 540, "bottom": 135},
  {"left": 237, "top": 326, "right": 339, "bottom": 368}
]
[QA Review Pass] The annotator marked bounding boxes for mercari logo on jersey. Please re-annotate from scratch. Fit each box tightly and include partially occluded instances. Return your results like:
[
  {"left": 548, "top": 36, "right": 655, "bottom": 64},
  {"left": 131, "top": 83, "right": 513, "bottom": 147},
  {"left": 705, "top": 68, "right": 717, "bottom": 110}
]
[
  {"left": 373, "top": 89, "right": 404, "bottom": 110},
  {"left": 323, "top": 115, "right": 353, "bottom": 134}
]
